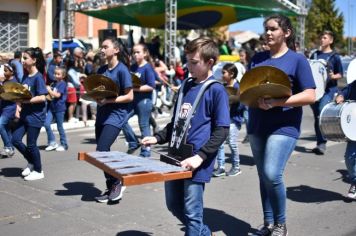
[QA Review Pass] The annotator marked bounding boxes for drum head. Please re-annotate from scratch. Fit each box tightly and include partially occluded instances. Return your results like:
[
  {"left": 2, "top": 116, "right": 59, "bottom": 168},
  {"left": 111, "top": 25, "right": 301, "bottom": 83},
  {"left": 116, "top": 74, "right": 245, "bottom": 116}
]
[
  {"left": 340, "top": 102, "right": 356, "bottom": 141},
  {"left": 309, "top": 60, "right": 327, "bottom": 101},
  {"left": 346, "top": 58, "right": 356, "bottom": 84}
]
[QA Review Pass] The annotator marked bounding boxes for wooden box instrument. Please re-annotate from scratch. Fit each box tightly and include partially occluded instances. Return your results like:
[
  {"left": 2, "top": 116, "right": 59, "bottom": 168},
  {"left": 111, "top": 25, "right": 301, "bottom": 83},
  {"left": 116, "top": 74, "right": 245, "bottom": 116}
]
[{"left": 78, "top": 151, "right": 192, "bottom": 186}]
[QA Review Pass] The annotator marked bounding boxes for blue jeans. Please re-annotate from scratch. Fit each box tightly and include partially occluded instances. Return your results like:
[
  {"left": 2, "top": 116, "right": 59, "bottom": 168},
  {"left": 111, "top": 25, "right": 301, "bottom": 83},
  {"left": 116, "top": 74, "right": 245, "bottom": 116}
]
[
  {"left": 0, "top": 115, "right": 13, "bottom": 148},
  {"left": 345, "top": 141, "right": 356, "bottom": 184},
  {"left": 310, "top": 87, "right": 338, "bottom": 145},
  {"left": 12, "top": 122, "right": 42, "bottom": 172},
  {"left": 216, "top": 122, "right": 240, "bottom": 168},
  {"left": 249, "top": 134, "right": 297, "bottom": 225},
  {"left": 44, "top": 110, "right": 68, "bottom": 148},
  {"left": 165, "top": 179, "right": 211, "bottom": 236},
  {"left": 95, "top": 124, "right": 122, "bottom": 188},
  {"left": 122, "top": 98, "right": 152, "bottom": 157}
]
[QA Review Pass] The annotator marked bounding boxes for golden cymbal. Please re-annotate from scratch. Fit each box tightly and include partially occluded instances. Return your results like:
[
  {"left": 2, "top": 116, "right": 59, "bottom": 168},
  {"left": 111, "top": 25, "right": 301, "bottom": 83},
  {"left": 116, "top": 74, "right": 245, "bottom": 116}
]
[
  {"left": 81, "top": 90, "right": 118, "bottom": 102},
  {"left": 225, "top": 86, "right": 240, "bottom": 104},
  {"left": 1, "top": 82, "right": 32, "bottom": 101},
  {"left": 131, "top": 72, "right": 141, "bottom": 88},
  {"left": 0, "top": 84, "right": 4, "bottom": 94},
  {"left": 1, "top": 92, "right": 32, "bottom": 102},
  {"left": 240, "top": 66, "right": 291, "bottom": 107},
  {"left": 83, "top": 75, "right": 119, "bottom": 100}
]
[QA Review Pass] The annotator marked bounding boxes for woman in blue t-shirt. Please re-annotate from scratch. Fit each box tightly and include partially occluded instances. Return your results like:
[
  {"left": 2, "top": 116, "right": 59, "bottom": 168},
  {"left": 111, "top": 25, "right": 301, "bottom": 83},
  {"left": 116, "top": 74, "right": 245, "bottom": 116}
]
[
  {"left": 93, "top": 37, "right": 134, "bottom": 203},
  {"left": 122, "top": 43, "right": 156, "bottom": 157},
  {"left": 248, "top": 15, "right": 316, "bottom": 236},
  {"left": 12, "top": 47, "right": 48, "bottom": 181}
]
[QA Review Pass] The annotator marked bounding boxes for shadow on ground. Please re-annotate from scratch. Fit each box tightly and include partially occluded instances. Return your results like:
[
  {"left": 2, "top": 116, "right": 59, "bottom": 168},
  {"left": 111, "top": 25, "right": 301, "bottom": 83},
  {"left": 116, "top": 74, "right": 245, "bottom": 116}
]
[
  {"left": 287, "top": 185, "right": 351, "bottom": 203},
  {"left": 205, "top": 208, "right": 252, "bottom": 236},
  {"left": 54, "top": 181, "right": 102, "bottom": 201},
  {"left": 116, "top": 231, "right": 153, "bottom": 236},
  {"left": 0, "top": 167, "right": 22, "bottom": 177}
]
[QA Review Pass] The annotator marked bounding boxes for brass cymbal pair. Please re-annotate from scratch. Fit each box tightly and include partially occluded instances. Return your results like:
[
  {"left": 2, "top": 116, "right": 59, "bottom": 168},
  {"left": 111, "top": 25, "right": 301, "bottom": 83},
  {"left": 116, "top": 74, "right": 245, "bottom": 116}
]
[
  {"left": 82, "top": 74, "right": 119, "bottom": 101},
  {"left": 0, "top": 82, "right": 32, "bottom": 102},
  {"left": 240, "top": 66, "right": 291, "bottom": 107}
]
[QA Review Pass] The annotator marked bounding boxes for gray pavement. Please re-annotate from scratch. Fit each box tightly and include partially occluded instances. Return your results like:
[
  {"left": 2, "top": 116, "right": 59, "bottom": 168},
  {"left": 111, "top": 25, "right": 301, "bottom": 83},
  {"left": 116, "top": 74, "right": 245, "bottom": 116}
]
[{"left": 0, "top": 108, "right": 355, "bottom": 236}]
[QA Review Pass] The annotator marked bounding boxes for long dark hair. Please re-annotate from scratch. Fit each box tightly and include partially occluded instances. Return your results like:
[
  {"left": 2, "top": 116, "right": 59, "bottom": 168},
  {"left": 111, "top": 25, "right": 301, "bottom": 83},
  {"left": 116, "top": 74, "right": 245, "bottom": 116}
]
[
  {"left": 104, "top": 37, "right": 130, "bottom": 68},
  {"left": 23, "top": 47, "right": 46, "bottom": 74},
  {"left": 263, "top": 15, "right": 296, "bottom": 51}
]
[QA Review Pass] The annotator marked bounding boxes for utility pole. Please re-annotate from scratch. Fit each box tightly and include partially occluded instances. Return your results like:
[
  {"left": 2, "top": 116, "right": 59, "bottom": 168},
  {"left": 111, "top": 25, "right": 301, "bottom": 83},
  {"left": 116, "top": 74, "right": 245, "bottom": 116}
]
[
  {"left": 164, "top": 0, "right": 177, "bottom": 66},
  {"left": 59, "top": 0, "right": 65, "bottom": 51}
]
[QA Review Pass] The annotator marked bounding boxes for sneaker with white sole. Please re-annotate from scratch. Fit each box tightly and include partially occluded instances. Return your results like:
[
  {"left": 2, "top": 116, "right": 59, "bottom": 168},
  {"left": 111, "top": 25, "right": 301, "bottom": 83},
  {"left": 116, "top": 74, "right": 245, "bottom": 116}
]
[
  {"left": 24, "top": 170, "right": 44, "bottom": 181},
  {"left": 55, "top": 145, "right": 67, "bottom": 152},
  {"left": 21, "top": 164, "right": 34, "bottom": 177},
  {"left": 108, "top": 183, "right": 126, "bottom": 201},
  {"left": 45, "top": 143, "right": 58, "bottom": 151},
  {"left": 94, "top": 190, "right": 110, "bottom": 203},
  {"left": 347, "top": 184, "right": 356, "bottom": 200},
  {"left": 1, "top": 147, "right": 15, "bottom": 157}
]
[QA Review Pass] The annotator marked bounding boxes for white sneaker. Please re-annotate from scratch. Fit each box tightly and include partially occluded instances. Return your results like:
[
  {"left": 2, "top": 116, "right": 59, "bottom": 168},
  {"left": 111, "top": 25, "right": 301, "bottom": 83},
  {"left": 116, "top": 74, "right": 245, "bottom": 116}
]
[
  {"left": 45, "top": 143, "right": 58, "bottom": 151},
  {"left": 55, "top": 145, "right": 66, "bottom": 152},
  {"left": 24, "top": 170, "right": 44, "bottom": 181},
  {"left": 21, "top": 164, "right": 34, "bottom": 177}
]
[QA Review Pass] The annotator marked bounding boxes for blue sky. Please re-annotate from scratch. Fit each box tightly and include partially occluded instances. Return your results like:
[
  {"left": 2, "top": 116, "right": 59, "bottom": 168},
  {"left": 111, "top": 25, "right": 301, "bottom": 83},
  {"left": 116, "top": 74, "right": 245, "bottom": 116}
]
[{"left": 229, "top": 0, "right": 355, "bottom": 37}]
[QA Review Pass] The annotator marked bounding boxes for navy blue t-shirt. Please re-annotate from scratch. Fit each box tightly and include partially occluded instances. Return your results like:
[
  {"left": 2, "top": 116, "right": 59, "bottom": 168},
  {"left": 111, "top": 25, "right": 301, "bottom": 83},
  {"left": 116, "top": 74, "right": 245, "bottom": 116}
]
[
  {"left": 21, "top": 72, "right": 48, "bottom": 128},
  {"left": 0, "top": 77, "right": 18, "bottom": 118},
  {"left": 310, "top": 50, "right": 343, "bottom": 91},
  {"left": 229, "top": 82, "right": 244, "bottom": 127},
  {"left": 340, "top": 80, "right": 356, "bottom": 100},
  {"left": 96, "top": 62, "right": 133, "bottom": 128},
  {"left": 248, "top": 50, "right": 316, "bottom": 139},
  {"left": 49, "top": 80, "right": 67, "bottom": 112},
  {"left": 174, "top": 77, "right": 230, "bottom": 182},
  {"left": 130, "top": 63, "right": 156, "bottom": 101}
]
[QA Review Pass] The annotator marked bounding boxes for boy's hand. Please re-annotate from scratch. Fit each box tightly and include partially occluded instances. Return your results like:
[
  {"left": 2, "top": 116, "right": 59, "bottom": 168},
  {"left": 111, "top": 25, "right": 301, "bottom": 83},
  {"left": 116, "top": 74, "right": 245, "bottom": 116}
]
[
  {"left": 181, "top": 155, "right": 203, "bottom": 171},
  {"left": 335, "top": 95, "right": 344, "bottom": 104},
  {"left": 141, "top": 136, "right": 158, "bottom": 146}
]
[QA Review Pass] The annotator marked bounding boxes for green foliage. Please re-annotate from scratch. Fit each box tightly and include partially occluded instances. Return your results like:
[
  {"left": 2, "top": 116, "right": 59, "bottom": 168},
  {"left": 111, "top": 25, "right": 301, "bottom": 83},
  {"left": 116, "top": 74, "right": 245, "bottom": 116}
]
[{"left": 305, "top": 0, "right": 345, "bottom": 51}]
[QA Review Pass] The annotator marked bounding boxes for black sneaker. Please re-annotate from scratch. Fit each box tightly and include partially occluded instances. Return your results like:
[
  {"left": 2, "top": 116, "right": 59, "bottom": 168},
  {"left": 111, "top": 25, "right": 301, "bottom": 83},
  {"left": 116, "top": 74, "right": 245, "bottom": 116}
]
[
  {"left": 226, "top": 167, "right": 242, "bottom": 176},
  {"left": 94, "top": 190, "right": 110, "bottom": 203},
  {"left": 242, "top": 135, "right": 249, "bottom": 144},
  {"left": 213, "top": 168, "right": 226, "bottom": 177},
  {"left": 271, "top": 224, "right": 288, "bottom": 236},
  {"left": 127, "top": 146, "right": 140, "bottom": 154},
  {"left": 347, "top": 184, "right": 356, "bottom": 200},
  {"left": 252, "top": 224, "right": 273, "bottom": 236},
  {"left": 108, "top": 183, "right": 126, "bottom": 201}
]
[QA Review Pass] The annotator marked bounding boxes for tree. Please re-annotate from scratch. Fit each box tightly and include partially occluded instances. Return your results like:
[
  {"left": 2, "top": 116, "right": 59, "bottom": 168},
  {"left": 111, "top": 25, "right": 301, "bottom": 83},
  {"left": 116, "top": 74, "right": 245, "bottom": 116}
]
[{"left": 305, "top": 0, "right": 345, "bottom": 51}]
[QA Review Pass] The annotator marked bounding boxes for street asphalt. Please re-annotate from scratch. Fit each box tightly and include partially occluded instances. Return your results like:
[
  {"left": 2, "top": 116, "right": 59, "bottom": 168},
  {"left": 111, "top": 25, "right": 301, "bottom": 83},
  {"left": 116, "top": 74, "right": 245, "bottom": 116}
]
[{"left": 0, "top": 107, "right": 355, "bottom": 236}]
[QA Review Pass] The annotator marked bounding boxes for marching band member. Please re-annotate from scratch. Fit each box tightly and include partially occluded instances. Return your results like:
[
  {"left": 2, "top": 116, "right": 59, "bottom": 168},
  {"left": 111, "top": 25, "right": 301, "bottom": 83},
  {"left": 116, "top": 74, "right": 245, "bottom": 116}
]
[
  {"left": 122, "top": 43, "right": 156, "bottom": 157},
  {"left": 310, "top": 30, "right": 343, "bottom": 155},
  {"left": 12, "top": 47, "right": 48, "bottom": 181},
  {"left": 335, "top": 80, "right": 356, "bottom": 200},
  {"left": 142, "top": 37, "right": 230, "bottom": 236},
  {"left": 93, "top": 37, "right": 133, "bottom": 203},
  {"left": 248, "top": 15, "right": 315, "bottom": 236}
]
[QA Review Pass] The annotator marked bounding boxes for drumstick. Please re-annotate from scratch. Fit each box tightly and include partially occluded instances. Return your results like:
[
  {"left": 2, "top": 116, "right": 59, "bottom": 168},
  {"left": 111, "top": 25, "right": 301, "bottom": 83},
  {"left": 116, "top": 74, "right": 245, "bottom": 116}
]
[{"left": 150, "top": 149, "right": 182, "bottom": 166}]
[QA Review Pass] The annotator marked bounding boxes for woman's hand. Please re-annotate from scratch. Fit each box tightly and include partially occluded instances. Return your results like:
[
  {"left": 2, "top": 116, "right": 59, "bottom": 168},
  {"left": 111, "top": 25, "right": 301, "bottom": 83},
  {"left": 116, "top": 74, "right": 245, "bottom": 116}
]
[{"left": 258, "top": 97, "right": 275, "bottom": 110}]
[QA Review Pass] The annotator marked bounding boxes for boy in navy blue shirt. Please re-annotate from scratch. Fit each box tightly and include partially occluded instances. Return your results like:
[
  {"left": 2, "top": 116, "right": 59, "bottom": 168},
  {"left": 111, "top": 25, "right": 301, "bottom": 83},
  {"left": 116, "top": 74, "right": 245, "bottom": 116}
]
[
  {"left": 142, "top": 37, "right": 230, "bottom": 236},
  {"left": 335, "top": 81, "right": 356, "bottom": 200}
]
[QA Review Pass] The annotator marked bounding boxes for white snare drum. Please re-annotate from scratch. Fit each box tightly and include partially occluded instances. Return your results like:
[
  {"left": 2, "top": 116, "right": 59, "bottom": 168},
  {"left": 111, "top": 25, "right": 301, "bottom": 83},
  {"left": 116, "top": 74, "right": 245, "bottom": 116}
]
[
  {"left": 346, "top": 58, "right": 356, "bottom": 84},
  {"left": 319, "top": 101, "right": 356, "bottom": 141},
  {"left": 309, "top": 60, "right": 327, "bottom": 101}
]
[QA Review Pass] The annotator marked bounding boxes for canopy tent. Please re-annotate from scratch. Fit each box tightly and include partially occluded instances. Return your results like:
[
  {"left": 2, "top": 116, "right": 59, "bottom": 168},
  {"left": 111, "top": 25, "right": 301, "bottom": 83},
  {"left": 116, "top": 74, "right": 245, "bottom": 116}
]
[{"left": 76, "top": 0, "right": 299, "bottom": 30}]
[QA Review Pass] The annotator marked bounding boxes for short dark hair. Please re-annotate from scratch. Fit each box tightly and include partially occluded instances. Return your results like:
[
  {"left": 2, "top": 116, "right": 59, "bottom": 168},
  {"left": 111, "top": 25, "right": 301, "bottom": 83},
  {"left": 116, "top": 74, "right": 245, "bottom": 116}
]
[
  {"left": 222, "top": 63, "right": 238, "bottom": 79},
  {"left": 321, "top": 30, "right": 334, "bottom": 39},
  {"left": 14, "top": 50, "right": 22, "bottom": 59}
]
